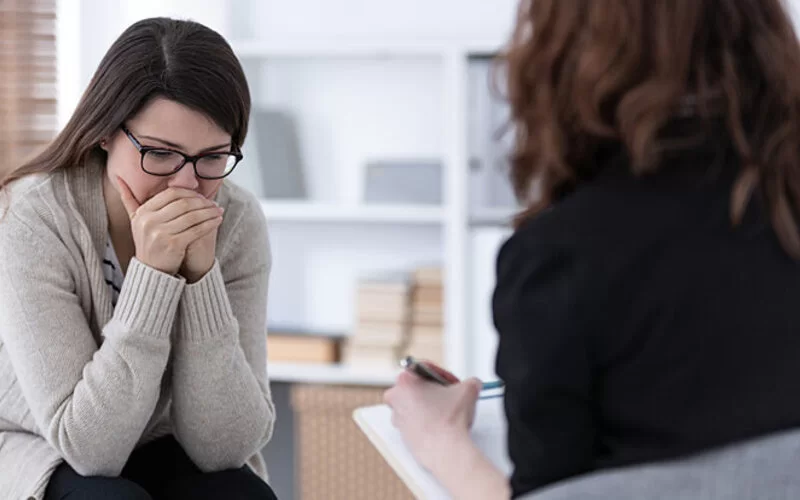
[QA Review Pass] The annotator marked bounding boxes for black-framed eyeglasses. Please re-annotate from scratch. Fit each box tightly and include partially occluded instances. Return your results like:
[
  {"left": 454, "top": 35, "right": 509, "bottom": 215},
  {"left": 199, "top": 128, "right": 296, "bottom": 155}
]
[{"left": 122, "top": 126, "right": 243, "bottom": 180}]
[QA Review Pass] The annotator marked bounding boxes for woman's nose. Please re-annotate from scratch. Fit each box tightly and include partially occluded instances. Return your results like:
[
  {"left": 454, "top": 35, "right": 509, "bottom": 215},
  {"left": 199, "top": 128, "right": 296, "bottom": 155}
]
[{"left": 168, "top": 162, "right": 200, "bottom": 190}]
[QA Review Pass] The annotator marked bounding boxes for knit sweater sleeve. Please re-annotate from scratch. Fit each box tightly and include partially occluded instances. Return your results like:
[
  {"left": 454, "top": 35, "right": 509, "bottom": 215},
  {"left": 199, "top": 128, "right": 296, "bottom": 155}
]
[
  {"left": 170, "top": 192, "right": 275, "bottom": 472},
  {"left": 0, "top": 210, "right": 183, "bottom": 477}
]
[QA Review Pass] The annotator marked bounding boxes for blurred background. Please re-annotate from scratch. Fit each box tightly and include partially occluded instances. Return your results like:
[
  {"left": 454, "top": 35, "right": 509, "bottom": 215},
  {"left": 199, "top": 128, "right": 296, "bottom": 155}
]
[{"left": 3, "top": 0, "right": 515, "bottom": 498}]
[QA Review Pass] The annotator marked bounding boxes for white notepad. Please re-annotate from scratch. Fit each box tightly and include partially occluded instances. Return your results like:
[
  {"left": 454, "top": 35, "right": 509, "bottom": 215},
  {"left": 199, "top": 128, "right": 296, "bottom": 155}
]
[{"left": 353, "top": 397, "right": 513, "bottom": 499}]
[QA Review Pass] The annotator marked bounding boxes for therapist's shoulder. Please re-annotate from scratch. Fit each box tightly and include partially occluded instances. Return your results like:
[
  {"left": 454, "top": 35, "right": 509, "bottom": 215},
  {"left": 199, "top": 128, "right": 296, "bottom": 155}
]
[
  {"left": 494, "top": 159, "right": 669, "bottom": 297},
  {"left": 504, "top": 175, "right": 639, "bottom": 255}
]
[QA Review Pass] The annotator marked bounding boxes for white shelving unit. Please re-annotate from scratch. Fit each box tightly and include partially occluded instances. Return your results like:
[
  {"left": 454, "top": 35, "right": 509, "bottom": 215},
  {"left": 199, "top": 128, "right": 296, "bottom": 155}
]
[
  {"left": 227, "top": 34, "right": 522, "bottom": 386},
  {"left": 260, "top": 200, "right": 444, "bottom": 225},
  {"left": 269, "top": 362, "right": 400, "bottom": 386},
  {"left": 470, "top": 207, "right": 519, "bottom": 227},
  {"left": 222, "top": 12, "right": 524, "bottom": 496},
  {"left": 230, "top": 30, "right": 522, "bottom": 496}
]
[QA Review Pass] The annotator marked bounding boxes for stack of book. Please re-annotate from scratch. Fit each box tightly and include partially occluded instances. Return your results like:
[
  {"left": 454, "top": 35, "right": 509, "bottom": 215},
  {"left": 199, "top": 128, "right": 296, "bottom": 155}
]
[
  {"left": 343, "top": 272, "right": 413, "bottom": 370},
  {"left": 267, "top": 326, "right": 344, "bottom": 365},
  {"left": 404, "top": 266, "right": 445, "bottom": 365}
]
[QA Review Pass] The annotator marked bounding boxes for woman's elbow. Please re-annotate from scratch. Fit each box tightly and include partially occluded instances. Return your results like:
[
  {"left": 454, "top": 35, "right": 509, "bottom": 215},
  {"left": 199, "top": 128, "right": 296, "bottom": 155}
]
[
  {"left": 192, "top": 452, "right": 248, "bottom": 473},
  {"left": 235, "top": 395, "right": 277, "bottom": 452},
  {"left": 49, "top": 428, "right": 131, "bottom": 478},
  {"left": 183, "top": 420, "right": 272, "bottom": 472}
]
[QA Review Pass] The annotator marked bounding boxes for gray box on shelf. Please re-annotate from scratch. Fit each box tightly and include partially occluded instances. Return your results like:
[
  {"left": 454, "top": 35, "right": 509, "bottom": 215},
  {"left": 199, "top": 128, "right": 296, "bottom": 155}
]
[
  {"left": 253, "top": 109, "right": 307, "bottom": 199},
  {"left": 363, "top": 160, "right": 443, "bottom": 205}
]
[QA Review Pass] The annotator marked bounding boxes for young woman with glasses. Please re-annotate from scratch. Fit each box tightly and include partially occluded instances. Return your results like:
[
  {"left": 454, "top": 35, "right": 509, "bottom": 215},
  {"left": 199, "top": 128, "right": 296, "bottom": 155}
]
[{"left": 0, "top": 18, "right": 278, "bottom": 500}]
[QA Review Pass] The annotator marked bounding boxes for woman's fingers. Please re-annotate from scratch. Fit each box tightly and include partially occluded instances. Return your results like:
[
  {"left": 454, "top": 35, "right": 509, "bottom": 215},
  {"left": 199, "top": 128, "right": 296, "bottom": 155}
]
[
  {"left": 466, "top": 377, "right": 483, "bottom": 394},
  {"left": 162, "top": 206, "right": 224, "bottom": 235},
  {"left": 174, "top": 215, "right": 223, "bottom": 247},
  {"left": 116, "top": 176, "right": 141, "bottom": 218},
  {"left": 139, "top": 187, "right": 205, "bottom": 213},
  {"left": 149, "top": 196, "right": 218, "bottom": 225},
  {"left": 121, "top": 184, "right": 220, "bottom": 275}
]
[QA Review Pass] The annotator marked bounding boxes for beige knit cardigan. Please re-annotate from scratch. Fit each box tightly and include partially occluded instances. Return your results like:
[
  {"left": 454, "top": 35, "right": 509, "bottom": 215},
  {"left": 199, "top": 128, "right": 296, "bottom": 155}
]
[{"left": 0, "top": 154, "right": 275, "bottom": 499}]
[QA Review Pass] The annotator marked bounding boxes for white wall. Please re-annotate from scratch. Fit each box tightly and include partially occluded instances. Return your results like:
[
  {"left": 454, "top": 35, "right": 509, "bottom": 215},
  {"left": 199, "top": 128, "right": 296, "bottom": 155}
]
[
  {"left": 228, "top": 0, "right": 517, "bottom": 43},
  {"left": 791, "top": 0, "right": 800, "bottom": 31},
  {"left": 57, "top": 0, "right": 235, "bottom": 126},
  {"left": 59, "top": 0, "right": 800, "bottom": 131},
  {"left": 57, "top": 0, "right": 518, "bottom": 127}
]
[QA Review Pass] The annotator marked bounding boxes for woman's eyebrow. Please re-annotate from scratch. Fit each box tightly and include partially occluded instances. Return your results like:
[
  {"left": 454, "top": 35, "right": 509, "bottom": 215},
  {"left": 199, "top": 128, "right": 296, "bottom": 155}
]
[{"left": 138, "top": 134, "right": 232, "bottom": 153}]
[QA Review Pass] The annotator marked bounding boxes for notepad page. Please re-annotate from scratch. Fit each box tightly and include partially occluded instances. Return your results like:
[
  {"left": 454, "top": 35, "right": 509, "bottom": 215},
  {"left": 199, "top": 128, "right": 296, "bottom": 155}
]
[{"left": 353, "top": 397, "right": 512, "bottom": 500}]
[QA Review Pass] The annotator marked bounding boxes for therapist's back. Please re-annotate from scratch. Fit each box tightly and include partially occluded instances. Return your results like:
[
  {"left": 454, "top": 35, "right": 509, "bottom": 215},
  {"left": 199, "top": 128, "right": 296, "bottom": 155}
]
[{"left": 493, "top": 0, "right": 800, "bottom": 497}]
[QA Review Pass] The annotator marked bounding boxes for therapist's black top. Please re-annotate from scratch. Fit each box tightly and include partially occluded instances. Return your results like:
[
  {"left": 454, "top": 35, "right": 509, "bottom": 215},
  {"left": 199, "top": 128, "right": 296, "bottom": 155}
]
[{"left": 493, "top": 133, "right": 800, "bottom": 498}]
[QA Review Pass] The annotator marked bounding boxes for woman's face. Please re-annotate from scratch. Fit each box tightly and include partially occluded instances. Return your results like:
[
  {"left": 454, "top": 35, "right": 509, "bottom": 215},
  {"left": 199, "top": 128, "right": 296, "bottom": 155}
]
[{"left": 103, "top": 97, "right": 232, "bottom": 204}]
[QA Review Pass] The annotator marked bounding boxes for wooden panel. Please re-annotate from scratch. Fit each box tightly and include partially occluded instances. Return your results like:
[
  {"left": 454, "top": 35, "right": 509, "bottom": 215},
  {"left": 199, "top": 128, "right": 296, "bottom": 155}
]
[{"left": 291, "top": 385, "right": 414, "bottom": 500}]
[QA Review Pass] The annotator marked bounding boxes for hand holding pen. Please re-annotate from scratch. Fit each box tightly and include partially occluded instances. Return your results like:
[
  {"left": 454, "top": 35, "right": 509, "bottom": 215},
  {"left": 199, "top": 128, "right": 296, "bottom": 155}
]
[
  {"left": 384, "top": 356, "right": 501, "bottom": 473},
  {"left": 399, "top": 356, "right": 505, "bottom": 399}
]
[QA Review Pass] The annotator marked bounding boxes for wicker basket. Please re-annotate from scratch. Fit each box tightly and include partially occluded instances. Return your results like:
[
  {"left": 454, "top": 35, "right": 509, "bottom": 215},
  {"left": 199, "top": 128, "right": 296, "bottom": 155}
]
[{"left": 291, "top": 384, "right": 414, "bottom": 500}]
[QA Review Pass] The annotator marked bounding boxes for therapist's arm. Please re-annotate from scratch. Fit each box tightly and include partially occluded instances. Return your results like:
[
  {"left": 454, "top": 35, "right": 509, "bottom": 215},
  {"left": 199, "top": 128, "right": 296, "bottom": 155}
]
[
  {"left": 386, "top": 222, "right": 596, "bottom": 499},
  {"left": 429, "top": 433, "right": 512, "bottom": 500},
  {"left": 493, "top": 227, "right": 596, "bottom": 498}
]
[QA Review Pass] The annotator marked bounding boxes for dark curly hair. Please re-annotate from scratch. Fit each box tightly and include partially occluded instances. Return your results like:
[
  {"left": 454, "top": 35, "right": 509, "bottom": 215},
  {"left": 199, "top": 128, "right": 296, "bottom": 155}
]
[{"left": 501, "top": 0, "right": 800, "bottom": 257}]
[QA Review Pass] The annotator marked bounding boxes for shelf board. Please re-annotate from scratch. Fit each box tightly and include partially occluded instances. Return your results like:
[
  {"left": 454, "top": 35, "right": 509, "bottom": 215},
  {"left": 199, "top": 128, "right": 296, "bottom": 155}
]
[
  {"left": 232, "top": 39, "right": 504, "bottom": 59},
  {"left": 269, "top": 362, "right": 399, "bottom": 386},
  {"left": 469, "top": 207, "right": 519, "bottom": 226},
  {"left": 260, "top": 200, "right": 445, "bottom": 224}
]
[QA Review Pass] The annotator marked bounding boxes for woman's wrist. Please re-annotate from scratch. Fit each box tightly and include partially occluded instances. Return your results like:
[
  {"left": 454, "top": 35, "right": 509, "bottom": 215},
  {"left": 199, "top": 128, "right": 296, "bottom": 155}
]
[
  {"left": 115, "top": 258, "right": 185, "bottom": 338},
  {"left": 429, "top": 431, "right": 511, "bottom": 500},
  {"left": 181, "top": 269, "right": 206, "bottom": 284},
  {"left": 180, "top": 260, "right": 214, "bottom": 284},
  {"left": 176, "top": 262, "right": 236, "bottom": 341}
]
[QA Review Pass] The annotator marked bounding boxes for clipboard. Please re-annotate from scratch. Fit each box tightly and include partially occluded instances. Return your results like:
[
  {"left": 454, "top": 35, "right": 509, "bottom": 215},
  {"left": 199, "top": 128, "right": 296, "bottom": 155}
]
[{"left": 352, "top": 397, "right": 513, "bottom": 499}]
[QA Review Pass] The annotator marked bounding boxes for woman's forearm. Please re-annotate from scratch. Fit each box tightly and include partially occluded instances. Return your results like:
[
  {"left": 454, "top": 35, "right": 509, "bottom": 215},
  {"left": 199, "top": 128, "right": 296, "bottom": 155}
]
[
  {"left": 170, "top": 263, "right": 275, "bottom": 471},
  {"left": 431, "top": 433, "right": 511, "bottom": 500},
  {"left": 170, "top": 333, "right": 275, "bottom": 471}
]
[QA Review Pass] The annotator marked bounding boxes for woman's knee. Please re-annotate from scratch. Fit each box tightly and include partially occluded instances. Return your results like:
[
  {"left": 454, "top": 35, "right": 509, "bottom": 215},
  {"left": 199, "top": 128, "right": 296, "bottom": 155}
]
[{"left": 45, "top": 463, "right": 152, "bottom": 500}]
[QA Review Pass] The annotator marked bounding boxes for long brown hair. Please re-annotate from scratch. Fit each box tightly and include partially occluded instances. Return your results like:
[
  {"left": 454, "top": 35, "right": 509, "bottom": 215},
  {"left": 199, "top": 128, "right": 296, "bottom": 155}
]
[
  {"left": 0, "top": 17, "right": 250, "bottom": 190},
  {"left": 501, "top": 0, "right": 800, "bottom": 257}
]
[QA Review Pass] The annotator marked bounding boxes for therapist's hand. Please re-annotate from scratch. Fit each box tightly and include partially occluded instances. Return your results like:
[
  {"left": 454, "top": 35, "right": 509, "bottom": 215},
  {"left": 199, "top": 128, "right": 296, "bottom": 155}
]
[{"left": 383, "top": 368, "right": 482, "bottom": 474}]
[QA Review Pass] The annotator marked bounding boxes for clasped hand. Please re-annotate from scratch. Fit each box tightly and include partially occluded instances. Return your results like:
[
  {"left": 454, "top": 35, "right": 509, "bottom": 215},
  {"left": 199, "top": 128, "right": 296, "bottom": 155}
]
[{"left": 117, "top": 177, "right": 223, "bottom": 282}]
